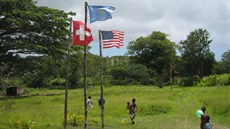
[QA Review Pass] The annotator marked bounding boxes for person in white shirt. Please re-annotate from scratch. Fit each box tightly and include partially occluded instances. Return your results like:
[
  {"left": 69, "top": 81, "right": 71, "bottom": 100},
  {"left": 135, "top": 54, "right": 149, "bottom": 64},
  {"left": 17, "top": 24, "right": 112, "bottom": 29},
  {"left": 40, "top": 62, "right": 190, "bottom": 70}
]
[{"left": 87, "top": 96, "right": 93, "bottom": 108}]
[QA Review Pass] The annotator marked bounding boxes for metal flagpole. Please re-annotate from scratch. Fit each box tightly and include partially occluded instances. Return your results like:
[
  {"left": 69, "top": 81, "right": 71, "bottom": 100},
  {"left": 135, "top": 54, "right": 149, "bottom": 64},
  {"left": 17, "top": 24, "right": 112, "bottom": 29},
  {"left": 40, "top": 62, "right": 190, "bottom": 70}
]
[
  {"left": 99, "top": 30, "right": 104, "bottom": 128},
  {"left": 64, "top": 17, "right": 72, "bottom": 129},
  {"left": 84, "top": 2, "right": 88, "bottom": 129}
]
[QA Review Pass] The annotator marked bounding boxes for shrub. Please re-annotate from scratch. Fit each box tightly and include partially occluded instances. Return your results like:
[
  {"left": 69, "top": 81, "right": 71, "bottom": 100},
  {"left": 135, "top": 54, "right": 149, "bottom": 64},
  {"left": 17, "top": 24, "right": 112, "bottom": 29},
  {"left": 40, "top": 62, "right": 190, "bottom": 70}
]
[
  {"left": 67, "top": 114, "right": 84, "bottom": 127},
  {"left": 227, "top": 75, "right": 230, "bottom": 85},
  {"left": 140, "top": 104, "right": 171, "bottom": 116},
  {"left": 47, "top": 78, "right": 65, "bottom": 87},
  {"left": 197, "top": 74, "right": 230, "bottom": 87},
  {"left": 12, "top": 120, "right": 36, "bottom": 129},
  {"left": 178, "top": 76, "right": 200, "bottom": 86},
  {"left": 0, "top": 77, "right": 24, "bottom": 87},
  {"left": 22, "top": 71, "right": 46, "bottom": 88}
]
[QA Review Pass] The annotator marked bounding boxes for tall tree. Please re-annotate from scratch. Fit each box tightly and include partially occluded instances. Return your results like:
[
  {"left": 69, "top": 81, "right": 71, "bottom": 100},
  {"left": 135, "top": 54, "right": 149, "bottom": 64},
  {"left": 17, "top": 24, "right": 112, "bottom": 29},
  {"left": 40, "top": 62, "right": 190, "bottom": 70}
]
[
  {"left": 128, "top": 31, "right": 176, "bottom": 88},
  {"left": 179, "top": 28, "right": 215, "bottom": 77},
  {"left": 221, "top": 49, "right": 230, "bottom": 73},
  {"left": 0, "top": 0, "right": 69, "bottom": 63}
]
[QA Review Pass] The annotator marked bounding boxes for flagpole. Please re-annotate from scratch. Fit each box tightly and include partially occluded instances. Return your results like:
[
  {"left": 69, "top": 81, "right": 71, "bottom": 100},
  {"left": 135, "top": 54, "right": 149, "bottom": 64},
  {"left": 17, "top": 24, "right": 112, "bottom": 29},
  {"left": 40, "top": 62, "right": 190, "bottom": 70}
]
[
  {"left": 64, "top": 17, "right": 72, "bottom": 129},
  {"left": 84, "top": 2, "right": 88, "bottom": 129},
  {"left": 99, "top": 30, "right": 104, "bottom": 128}
]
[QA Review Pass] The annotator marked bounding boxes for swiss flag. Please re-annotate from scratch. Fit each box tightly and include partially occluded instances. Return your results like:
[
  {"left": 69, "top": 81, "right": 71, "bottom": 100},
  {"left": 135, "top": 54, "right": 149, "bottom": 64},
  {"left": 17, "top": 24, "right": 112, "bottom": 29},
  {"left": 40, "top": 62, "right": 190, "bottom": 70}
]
[{"left": 73, "top": 20, "right": 93, "bottom": 46}]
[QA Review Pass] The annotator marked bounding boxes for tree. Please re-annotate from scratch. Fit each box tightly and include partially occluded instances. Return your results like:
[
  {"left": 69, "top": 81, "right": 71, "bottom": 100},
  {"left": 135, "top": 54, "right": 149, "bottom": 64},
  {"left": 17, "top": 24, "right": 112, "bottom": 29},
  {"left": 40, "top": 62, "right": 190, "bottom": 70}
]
[
  {"left": 126, "top": 64, "right": 152, "bottom": 85},
  {"left": 0, "top": 0, "right": 69, "bottom": 64},
  {"left": 221, "top": 49, "right": 230, "bottom": 72},
  {"left": 128, "top": 31, "right": 176, "bottom": 88},
  {"left": 110, "top": 64, "right": 128, "bottom": 85},
  {"left": 179, "top": 28, "right": 215, "bottom": 77},
  {"left": 215, "top": 49, "right": 230, "bottom": 74}
]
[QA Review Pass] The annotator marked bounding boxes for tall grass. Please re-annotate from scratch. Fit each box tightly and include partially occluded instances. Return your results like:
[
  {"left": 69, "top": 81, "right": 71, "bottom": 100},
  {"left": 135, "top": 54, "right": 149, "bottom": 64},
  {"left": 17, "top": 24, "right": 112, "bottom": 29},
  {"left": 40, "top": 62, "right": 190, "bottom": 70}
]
[
  {"left": 197, "top": 87, "right": 230, "bottom": 125},
  {"left": 0, "top": 86, "right": 229, "bottom": 129}
]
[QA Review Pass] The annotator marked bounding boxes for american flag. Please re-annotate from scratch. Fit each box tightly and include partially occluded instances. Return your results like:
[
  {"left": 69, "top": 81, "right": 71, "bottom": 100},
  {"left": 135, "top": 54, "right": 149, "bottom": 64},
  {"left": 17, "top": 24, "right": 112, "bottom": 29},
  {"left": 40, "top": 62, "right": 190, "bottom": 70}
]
[{"left": 101, "top": 30, "right": 124, "bottom": 48}]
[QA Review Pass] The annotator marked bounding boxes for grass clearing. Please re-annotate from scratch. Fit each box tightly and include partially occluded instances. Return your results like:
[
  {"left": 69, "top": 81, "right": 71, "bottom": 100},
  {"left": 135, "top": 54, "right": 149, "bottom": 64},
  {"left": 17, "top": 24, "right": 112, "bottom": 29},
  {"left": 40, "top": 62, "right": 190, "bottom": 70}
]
[{"left": 0, "top": 86, "right": 230, "bottom": 129}]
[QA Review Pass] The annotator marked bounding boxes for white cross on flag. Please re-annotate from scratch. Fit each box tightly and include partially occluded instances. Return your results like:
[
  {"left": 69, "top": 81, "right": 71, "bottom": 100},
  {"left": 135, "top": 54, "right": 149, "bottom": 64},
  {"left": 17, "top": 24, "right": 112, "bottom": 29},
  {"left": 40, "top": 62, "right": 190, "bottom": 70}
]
[{"left": 73, "top": 20, "right": 93, "bottom": 46}]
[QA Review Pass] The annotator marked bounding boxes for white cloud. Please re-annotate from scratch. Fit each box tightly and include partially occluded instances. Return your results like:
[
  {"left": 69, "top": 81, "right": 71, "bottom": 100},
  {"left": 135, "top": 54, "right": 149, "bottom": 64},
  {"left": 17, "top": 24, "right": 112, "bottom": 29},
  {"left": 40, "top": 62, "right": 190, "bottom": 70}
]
[{"left": 35, "top": 0, "right": 230, "bottom": 60}]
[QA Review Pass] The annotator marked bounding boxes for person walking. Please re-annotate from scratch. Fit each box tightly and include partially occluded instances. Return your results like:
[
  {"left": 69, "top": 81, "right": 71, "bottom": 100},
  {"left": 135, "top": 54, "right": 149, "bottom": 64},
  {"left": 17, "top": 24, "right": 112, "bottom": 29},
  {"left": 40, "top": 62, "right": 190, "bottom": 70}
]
[
  {"left": 132, "top": 98, "right": 140, "bottom": 112},
  {"left": 126, "top": 98, "right": 140, "bottom": 124},
  {"left": 127, "top": 101, "right": 135, "bottom": 124},
  {"left": 200, "top": 106, "right": 207, "bottom": 129},
  {"left": 87, "top": 96, "right": 93, "bottom": 108},
  {"left": 98, "top": 96, "right": 105, "bottom": 109}
]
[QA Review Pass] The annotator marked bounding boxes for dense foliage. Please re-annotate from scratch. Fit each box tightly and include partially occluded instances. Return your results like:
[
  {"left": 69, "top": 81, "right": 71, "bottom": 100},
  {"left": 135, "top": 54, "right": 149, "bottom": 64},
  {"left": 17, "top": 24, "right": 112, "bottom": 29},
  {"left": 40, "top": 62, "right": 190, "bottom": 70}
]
[
  {"left": 179, "top": 28, "right": 215, "bottom": 77},
  {"left": 196, "top": 74, "right": 230, "bottom": 87},
  {"left": 0, "top": 0, "right": 69, "bottom": 61},
  {"left": 0, "top": 0, "right": 70, "bottom": 87},
  {"left": 128, "top": 31, "right": 176, "bottom": 87}
]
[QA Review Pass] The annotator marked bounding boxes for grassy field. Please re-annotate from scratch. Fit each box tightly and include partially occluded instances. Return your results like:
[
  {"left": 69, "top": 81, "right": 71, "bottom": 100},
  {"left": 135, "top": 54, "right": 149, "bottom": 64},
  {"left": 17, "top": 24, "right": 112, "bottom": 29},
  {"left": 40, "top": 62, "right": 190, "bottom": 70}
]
[{"left": 0, "top": 86, "right": 229, "bottom": 129}]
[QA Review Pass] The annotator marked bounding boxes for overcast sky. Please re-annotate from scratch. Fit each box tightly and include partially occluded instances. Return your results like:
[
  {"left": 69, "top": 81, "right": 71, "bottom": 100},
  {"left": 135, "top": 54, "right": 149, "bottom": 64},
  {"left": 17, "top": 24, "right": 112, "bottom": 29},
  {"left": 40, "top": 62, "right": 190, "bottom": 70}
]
[{"left": 36, "top": 0, "right": 230, "bottom": 61}]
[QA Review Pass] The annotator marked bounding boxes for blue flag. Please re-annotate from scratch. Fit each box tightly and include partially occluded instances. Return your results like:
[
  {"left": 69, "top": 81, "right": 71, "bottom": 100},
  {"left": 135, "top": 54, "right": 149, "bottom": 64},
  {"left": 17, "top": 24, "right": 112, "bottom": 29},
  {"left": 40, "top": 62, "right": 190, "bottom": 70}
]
[{"left": 88, "top": 5, "right": 115, "bottom": 23}]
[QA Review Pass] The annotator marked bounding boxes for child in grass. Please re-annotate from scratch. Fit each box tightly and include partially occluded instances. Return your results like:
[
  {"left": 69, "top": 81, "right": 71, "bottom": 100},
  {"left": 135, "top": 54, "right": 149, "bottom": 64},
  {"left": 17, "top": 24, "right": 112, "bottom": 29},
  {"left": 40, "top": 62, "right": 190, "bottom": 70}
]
[
  {"left": 87, "top": 96, "right": 93, "bottom": 108},
  {"left": 127, "top": 98, "right": 140, "bottom": 124},
  {"left": 98, "top": 96, "right": 105, "bottom": 109},
  {"left": 132, "top": 98, "right": 139, "bottom": 112},
  {"left": 127, "top": 101, "right": 135, "bottom": 124},
  {"left": 204, "top": 115, "right": 212, "bottom": 129}
]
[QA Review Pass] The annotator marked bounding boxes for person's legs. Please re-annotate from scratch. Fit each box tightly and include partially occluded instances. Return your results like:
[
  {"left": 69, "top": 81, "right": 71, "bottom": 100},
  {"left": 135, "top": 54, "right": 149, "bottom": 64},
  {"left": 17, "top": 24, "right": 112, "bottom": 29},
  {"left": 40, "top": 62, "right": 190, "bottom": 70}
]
[
  {"left": 200, "top": 124, "right": 204, "bottom": 129},
  {"left": 130, "top": 113, "right": 135, "bottom": 124}
]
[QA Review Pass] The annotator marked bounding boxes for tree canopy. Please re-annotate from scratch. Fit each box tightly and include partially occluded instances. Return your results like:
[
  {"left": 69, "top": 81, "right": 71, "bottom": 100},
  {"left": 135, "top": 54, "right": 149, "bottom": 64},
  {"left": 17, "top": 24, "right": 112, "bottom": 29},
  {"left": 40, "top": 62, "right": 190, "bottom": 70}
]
[
  {"left": 221, "top": 49, "right": 230, "bottom": 73},
  {"left": 179, "top": 28, "right": 215, "bottom": 77},
  {"left": 0, "top": 0, "right": 69, "bottom": 63},
  {"left": 128, "top": 31, "right": 176, "bottom": 87}
]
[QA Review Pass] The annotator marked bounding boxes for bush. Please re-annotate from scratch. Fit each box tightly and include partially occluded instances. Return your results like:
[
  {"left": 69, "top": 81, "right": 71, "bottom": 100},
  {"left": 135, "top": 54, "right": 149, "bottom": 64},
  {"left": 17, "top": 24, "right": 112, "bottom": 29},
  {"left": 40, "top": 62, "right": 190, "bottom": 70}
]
[
  {"left": 197, "top": 74, "right": 230, "bottom": 87},
  {"left": 67, "top": 114, "right": 84, "bottom": 127},
  {"left": 12, "top": 120, "right": 36, "bottom": 129},
  {"left": 178, "top": 76, "right": 200, "bottom": 86},
  {"left": 0, "top": 77, "right": 23, "bottom": 87},
  {"left": 22, "top": 71, "right": 47, "bottom": 88},
  {"left": 227, "top": 75, "right": 230, "bottom": 85},
  {"left": 47, "top": 78, "right": 65, "bottom": 87},
  {"left": 140, "top": 104, "right": 170, "bottom": 116}
]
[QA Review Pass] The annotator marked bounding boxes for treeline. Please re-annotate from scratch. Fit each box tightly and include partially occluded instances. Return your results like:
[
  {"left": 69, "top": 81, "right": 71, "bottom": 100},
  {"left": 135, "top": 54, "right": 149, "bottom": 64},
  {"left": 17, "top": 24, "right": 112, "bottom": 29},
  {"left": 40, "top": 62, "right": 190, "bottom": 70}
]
[{"left": 0, "top": 0, "right": 230, "bottom": 89}]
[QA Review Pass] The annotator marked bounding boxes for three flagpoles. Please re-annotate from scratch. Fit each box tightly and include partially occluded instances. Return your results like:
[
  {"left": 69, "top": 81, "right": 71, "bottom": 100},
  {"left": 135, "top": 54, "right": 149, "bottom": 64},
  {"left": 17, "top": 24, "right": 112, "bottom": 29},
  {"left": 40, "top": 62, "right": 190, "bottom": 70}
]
[{"left": 64, "top": 2, "right": 119, "bottom": 129}]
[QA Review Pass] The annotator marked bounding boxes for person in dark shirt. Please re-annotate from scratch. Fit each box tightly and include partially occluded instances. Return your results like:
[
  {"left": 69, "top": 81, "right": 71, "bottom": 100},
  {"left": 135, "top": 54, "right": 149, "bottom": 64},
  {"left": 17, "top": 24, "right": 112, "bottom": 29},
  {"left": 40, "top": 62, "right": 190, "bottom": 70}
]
[
  {"left": 200, "top": 106, "right": 207, "bottom": 129},
  {"left": 98, "top": 97, "right": 105, "bottom": 109},
  {"left": 127, "top": 101, "right": 135, "bottom": 124},
  {"left": 127, "top": 98, "right": 140, "bottom": 124}
]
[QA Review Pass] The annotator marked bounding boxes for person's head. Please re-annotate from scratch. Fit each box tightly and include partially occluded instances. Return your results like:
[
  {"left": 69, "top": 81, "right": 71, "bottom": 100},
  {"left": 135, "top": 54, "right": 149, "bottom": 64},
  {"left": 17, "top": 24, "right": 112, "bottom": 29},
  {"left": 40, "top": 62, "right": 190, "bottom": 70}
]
[
  {"left": 88, "top": 96, "right": 91, "bottom": 99},
  {"left": 205, "top": 115, "right": 210, "bottom": 123},
  {"left": 201, "top": 106, "right": 206, "bottom": 113},
  {"left": 132, "top": 98, "right": 136, "bottom": 103},
  {"left": 127, "top": 101, "right": 130, "bottom": 105}
]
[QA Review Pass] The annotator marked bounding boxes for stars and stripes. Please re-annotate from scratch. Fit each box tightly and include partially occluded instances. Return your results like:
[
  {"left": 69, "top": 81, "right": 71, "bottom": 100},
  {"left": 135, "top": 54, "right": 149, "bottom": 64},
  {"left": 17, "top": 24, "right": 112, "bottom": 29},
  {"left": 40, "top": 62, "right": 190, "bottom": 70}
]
[{"left": 101, "top": 30, "right": 124, "bottom": 49}]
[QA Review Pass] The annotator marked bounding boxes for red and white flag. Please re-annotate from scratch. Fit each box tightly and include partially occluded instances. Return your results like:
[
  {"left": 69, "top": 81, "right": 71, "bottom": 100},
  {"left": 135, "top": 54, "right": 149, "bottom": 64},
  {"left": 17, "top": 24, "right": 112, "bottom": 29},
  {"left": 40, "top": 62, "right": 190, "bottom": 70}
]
[{"left": 73, "top": 20, "right": 93, "bottom": 46}]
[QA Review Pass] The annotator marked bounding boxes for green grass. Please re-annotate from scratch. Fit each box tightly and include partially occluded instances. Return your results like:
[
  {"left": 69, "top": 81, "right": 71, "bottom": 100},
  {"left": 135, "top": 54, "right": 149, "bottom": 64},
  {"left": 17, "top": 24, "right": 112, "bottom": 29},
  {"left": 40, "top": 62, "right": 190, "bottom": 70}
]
[{"left": 0, "top": 86, "right": 230, "bottom": 129}]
